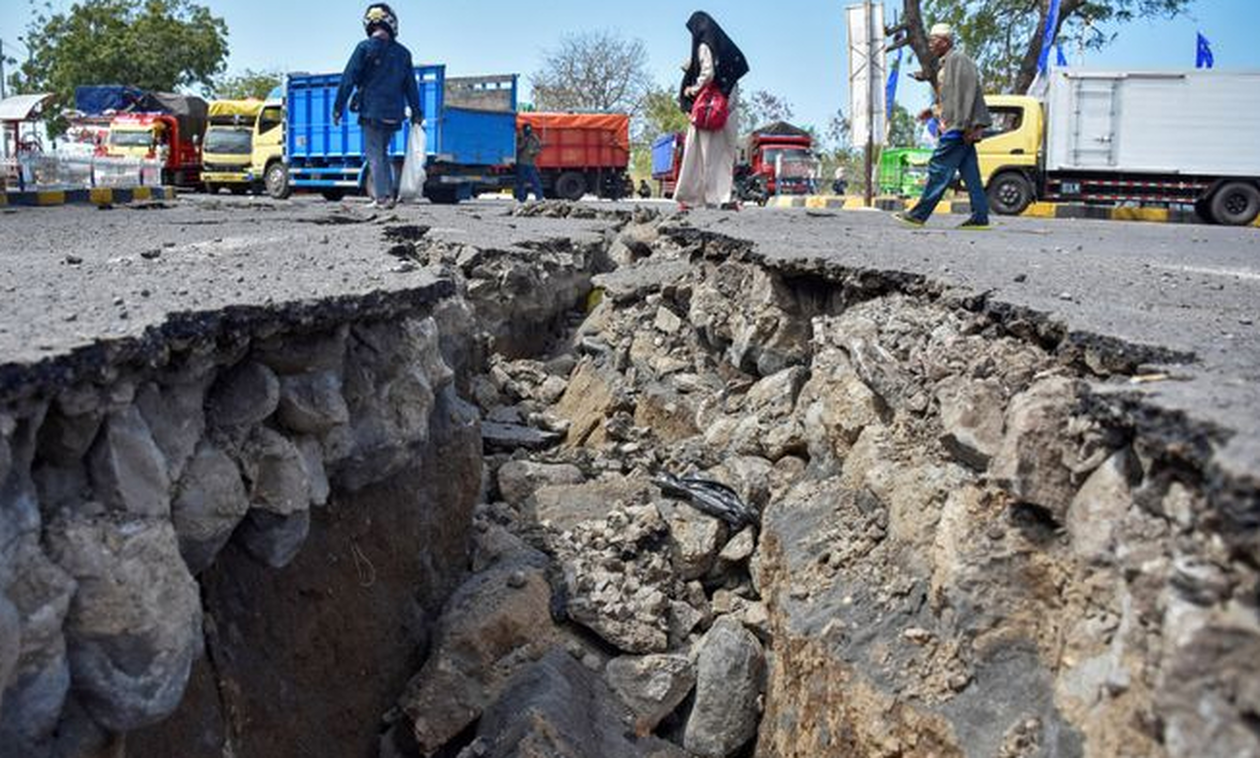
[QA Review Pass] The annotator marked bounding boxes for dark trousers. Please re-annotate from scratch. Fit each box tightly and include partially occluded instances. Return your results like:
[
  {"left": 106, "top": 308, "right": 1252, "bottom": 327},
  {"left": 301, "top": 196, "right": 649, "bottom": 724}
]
[
  {"left": 363, "top": 120, "right": 396, "bottom": 200},
  {"left": 514, "top": 164, "right": 544, "bottom": 201},
  {"left": 908, "top": 134, "right": 991, "bottom": 223}
]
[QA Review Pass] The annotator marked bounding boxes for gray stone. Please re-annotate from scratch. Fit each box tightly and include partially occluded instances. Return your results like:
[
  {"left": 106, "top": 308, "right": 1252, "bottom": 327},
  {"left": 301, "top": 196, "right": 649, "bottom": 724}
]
[
  {"left": 87, "top": 406, "right": 171, "bottom": 517},
  {"left": 605, "top": 654, "right": 696, "bottom": 733},
  {"left": 745, "top": 366, "right": 808, "bottom": 418},
  {"left": 36, "top": 406, "right": 104, "bottom": 467},
  {"left": 48, "top": 518, "right": 201, "bottom": 732},
  {"left": 171, "top": 441, "right": 250, "bottom": 574},
  {"left": 254, "top": 327, "right": 348, "bottom": 375},
  {"left": 685, "top": 616, "right": 766, "bottom": 758},
  {"left": 402, "top": 543, "right": 557, "bottom": 755},
  {"left": 206, "top": 361, "right": 281, "bottom": 429},
  {"left": 532, "top": 475, "right": 653, "bottom": 532},
  {"left": 241, "top": 428, "right": 312, "bottom": 516},
  {"left": 135, "top": 380, "right": 207, "bottom": 482},
  {"left": 276, "top": 370, "right": 350, "bottom": 435},
  {"left": 475, "top": 650, "right": 687, "bottom": 758},
  {"left": 937, "top": 377, "right": 1006, "bottom": 470},
  {"left": 482, "top": 422, "right": 562, "bottom": 452},
  {"left": 236, "top": 509, "right": 311, "bottom": 569},
  {"left": 719, "top": 528, "right": 757, "bottom": 564},
  {"left": 655, "top": 306, "right": 684, "bottom": 335},
  {"left": 295, "top": 436, "right": 330, "bottom": 508},
  {"left": 497, "top": 461, "right": 585, "bottom": 507},
  {"left": 658, "top": 500, "right": 724, "bottom": 581},
  {"left": 1067, "top": 449, "right": 1138, "bottom": 564},
  {"left": 0, "top": 594, "right": 20, "bottom": 712},
  {"left": 990, "top": 376, "right": 1080, "bottom": 520}
]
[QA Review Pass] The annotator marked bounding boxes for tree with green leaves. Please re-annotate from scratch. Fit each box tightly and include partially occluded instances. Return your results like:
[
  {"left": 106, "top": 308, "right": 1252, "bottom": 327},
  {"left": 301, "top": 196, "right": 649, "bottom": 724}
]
[
  {"left": 889, "top": 0, "right": 1195, "bottom": 94},
  {"left": 215, "top": 69, "right": 282, "bottom": 101},
  {"left": 14, "top": 0, "right": 228, "bottom": 132}
]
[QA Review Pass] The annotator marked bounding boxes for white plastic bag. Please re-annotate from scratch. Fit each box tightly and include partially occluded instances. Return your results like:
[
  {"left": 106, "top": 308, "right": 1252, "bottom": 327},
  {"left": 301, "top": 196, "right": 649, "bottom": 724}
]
[{"left": 398, "top": 121, "right": 427, "bottom": 202}]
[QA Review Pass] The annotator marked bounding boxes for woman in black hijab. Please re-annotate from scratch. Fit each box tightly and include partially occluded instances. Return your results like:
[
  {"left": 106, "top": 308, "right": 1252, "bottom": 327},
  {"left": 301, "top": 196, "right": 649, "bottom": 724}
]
[{"left": 675, "top": 12, "right": 749, "bottom": 209}]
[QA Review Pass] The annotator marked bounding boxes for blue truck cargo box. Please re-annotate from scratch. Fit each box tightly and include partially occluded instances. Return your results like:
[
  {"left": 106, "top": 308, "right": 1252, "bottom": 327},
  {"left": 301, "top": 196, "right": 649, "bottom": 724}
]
[
  {"left": 652, "top": 133, "right": 679, "bottom": 178},
  {"left": 284, "top": 64, "right": 518, "bottom": 197}
]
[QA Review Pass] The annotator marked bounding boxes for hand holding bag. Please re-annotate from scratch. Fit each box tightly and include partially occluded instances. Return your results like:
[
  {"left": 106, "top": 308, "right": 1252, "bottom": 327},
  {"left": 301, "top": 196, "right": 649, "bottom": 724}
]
[{"left": 690, "top": 83, "right": 730, "bottom": 132}]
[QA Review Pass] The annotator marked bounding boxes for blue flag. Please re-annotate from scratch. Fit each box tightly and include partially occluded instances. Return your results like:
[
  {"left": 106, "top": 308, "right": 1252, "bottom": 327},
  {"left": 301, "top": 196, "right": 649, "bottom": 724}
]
[
  {"left": 1196, "top": 32, "right": 1214, "bottom": 69},
  {"left": 1056, "top": 42, "right": 1069, "bottom": 68},
  {"left": 885, "top": 46, "right": 902, "bottom": 125},
  {"left": 1037, "top": 0, "right": 1063, "bottom": 75}
]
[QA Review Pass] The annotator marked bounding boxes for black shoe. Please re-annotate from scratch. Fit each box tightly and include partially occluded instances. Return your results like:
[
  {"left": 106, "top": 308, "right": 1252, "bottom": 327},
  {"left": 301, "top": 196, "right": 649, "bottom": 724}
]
[
  {"left": 957, "top": 217, "right": 992, "bottom": 231},
  {"left": 893, "top": 211, "right": 925, "bottom": 228}
]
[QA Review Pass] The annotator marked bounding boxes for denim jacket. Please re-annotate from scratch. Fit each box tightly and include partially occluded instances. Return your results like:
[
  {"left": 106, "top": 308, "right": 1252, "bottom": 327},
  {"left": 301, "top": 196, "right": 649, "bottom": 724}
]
[{"left": 333, "top": 37, "right": 423, "bottom": 129}]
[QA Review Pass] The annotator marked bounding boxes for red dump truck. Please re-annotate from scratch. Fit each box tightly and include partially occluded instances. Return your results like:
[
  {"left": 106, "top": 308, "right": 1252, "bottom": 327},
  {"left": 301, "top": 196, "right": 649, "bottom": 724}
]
[
  {"left": 516, "top": 112, "right": 631, "bottom": 200},
  {"left": 741, "top": 121, "right": 816, "bottom": 196}
]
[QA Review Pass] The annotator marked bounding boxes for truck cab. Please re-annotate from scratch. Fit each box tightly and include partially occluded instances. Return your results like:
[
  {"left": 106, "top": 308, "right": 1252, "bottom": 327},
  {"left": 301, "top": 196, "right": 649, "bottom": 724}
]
[
  {"left": 202, "top": 100, "right": 285, "bottom": 195},
  {"left": 975, "top": 94, "right": 1044, "bottom": 215},
  {"left": 742, "top": 123, "right": 816, "bottom": 196},
  {"left": 107, "top": 108, "right": 203, "bottom": 188}
]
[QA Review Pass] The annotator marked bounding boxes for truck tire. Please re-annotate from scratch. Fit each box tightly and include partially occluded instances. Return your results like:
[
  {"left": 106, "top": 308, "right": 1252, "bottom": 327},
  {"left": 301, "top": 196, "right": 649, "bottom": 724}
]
[
  {"left": 1209, "top": 182, "right": 1260, "bottom": 226},
  {"left": 320, "top": 189, "right": 346, "bottom": 202},
  {"left": 555, "top": 172, "right": 587, "bottom": 202},
  {"left": 204, "top": 183, "right": 220, "bottom": 195},
  {"left": 987, "top": 171, "right": 1034, "bottom": 216},
  {"left": 426, "top": 187, "right": 459, "bottom": 205},
  {"left": 265, "top": 162, "right": 291, "bottom": 200}
]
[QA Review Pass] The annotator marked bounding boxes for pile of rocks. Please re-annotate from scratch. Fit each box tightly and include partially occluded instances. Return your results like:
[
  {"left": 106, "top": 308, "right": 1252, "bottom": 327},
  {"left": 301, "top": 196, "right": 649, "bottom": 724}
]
[{"left": 393, "top": 218, "right": 1260, "bottom": 758}]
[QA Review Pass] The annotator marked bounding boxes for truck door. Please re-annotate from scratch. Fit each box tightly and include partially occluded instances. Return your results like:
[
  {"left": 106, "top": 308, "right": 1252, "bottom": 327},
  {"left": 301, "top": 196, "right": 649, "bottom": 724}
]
[{"left": 1067, "top": 76, "right": 1119, "bottom": 169}]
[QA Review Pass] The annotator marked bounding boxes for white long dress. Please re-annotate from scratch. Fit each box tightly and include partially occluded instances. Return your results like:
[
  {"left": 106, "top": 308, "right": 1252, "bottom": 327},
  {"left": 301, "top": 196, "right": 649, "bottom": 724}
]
[{"left": 675, "top": 43, "right": 740, "bottom": 208}]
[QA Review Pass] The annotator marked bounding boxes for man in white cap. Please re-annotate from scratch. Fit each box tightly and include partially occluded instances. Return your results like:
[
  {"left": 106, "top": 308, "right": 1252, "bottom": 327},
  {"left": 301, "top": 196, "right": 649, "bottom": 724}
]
[{"left": 896, "top": 23, "right": 993, "bottom": 230}]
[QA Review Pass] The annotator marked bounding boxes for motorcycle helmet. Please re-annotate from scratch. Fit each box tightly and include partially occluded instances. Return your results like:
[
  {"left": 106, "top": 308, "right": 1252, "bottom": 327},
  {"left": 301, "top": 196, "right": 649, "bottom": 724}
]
[{"left": 364, "top": 4, "right": 398, "bottom": 38}]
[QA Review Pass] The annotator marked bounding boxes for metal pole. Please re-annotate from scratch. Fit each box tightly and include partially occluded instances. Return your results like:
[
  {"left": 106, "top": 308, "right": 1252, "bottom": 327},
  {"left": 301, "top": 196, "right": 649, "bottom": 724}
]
[
  {"left": 1, "top": 39, "right": 7, "bottom": 101},
  {"left": 863, "top": 0, "right": 875, "bottom": 207}
]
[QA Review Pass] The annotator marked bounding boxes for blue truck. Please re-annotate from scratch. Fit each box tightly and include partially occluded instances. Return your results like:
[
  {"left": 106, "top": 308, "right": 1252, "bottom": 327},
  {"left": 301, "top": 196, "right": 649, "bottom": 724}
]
[{"left": 272, "top": 65, "right": 518, "bottom": 203}]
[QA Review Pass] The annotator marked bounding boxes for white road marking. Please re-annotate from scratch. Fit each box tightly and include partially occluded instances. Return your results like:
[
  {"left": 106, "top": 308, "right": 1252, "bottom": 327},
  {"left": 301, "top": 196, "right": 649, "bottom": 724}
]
[{"left": 1155, "top": 264, "right": 1260, "bottom": 282}]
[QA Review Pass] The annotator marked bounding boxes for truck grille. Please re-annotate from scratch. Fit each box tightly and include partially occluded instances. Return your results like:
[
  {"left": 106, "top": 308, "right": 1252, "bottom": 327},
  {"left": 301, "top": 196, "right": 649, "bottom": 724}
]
[{"left": 203, "top": 163, "right": 248, "bottom": 174}]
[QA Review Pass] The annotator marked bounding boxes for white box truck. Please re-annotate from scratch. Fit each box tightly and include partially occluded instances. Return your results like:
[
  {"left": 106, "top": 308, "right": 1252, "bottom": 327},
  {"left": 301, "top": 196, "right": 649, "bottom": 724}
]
[{"left": 978, "top": 70, "right": 1260, "bottom": 225}]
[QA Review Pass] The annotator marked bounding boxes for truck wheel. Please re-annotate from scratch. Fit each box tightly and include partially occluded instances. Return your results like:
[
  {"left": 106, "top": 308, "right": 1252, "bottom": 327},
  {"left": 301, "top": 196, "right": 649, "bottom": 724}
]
[
  {"left": 204, "top": 183, "right": 220, "bottom": 195},
  {"left": 265, "top": 162, "right": 291, "bottom": 200},
  {"left": 987, "top": 172, "right": 1034, "bottom": 216},
  {"left": 320, "top": 189, "right": 346, "bottom": 202},
  {"left": 426, "top": 187, "right": 459, "bottom": 205},
  {"left": 555, "top": 172, "right": 587, "bottom": 202},
  {"left": 1209, "top": 182, "right": 1260, "bottom": 226}
]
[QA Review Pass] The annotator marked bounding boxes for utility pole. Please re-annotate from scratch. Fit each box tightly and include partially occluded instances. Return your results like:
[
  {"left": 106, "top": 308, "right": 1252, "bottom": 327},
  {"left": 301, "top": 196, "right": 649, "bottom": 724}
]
[
  {"left": 1, "top": 39, "right": 7, "bottom": 101},
  {"left": 863, "top": 0, "right": 875, "bottom": 207}
]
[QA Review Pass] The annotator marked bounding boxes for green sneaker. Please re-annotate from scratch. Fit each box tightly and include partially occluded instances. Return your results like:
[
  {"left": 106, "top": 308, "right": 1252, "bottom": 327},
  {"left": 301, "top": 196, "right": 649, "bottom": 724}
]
[
  {"left": 957, "top": 217, "right": 992, "bottom": 231},
  {"left": 893, "top": 211, "right": 925, "bottom": 228}
]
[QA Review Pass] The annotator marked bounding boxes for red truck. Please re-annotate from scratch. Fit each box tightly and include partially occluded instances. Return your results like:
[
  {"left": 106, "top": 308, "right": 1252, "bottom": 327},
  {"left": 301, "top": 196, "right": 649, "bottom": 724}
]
[
  {"left": 516, "top": 113, "right": 631, "bottom": 200},
  {"left": 105, "top": 94, "right": 208, "bottom": 188},
  {"left": 651, "top": 121, "right": 817, "bottom": 202}
]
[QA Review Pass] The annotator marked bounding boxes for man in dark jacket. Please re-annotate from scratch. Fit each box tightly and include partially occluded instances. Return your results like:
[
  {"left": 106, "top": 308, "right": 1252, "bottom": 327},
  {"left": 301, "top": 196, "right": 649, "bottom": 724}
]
[
  {"left": 333, "top": 4, "right": 423, "bottom": 208},
  {"left": 896, "top": 23, "right": 993, "bottom": 230}
]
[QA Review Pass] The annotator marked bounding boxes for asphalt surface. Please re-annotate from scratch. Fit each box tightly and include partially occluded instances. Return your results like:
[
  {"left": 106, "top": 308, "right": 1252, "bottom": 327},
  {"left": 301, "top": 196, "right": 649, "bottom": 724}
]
[
  {"left": 686, "top": 206, "right": 1260, "bottom": 478},
  {"left": 0, "top": 196, "right": 607, "bottom": 367},
  {"left": 1, "top": 194, "right": 1257, "bottom": 477}
]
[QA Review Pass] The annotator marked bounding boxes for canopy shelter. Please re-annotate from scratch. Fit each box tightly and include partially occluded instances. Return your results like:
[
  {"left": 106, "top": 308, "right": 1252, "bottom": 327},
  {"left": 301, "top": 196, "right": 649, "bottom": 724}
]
[{"left": 0, "top": 93, "right": 56, "bottom": 123}]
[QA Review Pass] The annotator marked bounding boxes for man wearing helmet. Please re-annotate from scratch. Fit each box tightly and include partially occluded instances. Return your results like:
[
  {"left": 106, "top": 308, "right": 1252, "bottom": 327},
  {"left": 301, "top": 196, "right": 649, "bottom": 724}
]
[{"left": 334, "top": 3, "right": 424, "bottom": 208}]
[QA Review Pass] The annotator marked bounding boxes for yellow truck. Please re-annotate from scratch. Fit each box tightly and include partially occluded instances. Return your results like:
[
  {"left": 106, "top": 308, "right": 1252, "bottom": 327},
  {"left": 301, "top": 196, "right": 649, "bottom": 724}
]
[
  {"left": 976, "top": 71, "right": 1260, "bottom": 226},
  {"left": 202, "top": 98, "right": 285, "bottom": 195}
]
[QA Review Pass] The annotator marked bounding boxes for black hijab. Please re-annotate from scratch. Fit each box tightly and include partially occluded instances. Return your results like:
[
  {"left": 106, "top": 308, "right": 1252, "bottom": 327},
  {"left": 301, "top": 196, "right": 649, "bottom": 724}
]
[{"left": 679, "top": 12, "right": 750, "bottom": 111}]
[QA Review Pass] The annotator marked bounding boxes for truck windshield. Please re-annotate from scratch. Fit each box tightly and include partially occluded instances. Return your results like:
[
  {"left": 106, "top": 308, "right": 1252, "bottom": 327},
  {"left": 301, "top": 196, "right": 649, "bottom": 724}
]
[
  {"left": 110, "top": 131, "right": 154, "bottom": 148},
  {"left": 204, "top": 128, "right": 253, "bottom": 155},
  {"left": 763, "top": 148, "right": 815, "bottom": 176}
]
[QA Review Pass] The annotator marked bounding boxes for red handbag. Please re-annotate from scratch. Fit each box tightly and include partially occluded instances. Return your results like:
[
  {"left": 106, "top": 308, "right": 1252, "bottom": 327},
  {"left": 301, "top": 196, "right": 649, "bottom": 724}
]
[{"left": 690, "top": 83, "right": 730, "bottom": 131}]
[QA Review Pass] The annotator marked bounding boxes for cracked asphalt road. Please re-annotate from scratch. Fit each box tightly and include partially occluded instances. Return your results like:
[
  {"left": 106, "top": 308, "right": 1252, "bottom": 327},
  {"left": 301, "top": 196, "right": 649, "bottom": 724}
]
[{"left": 2, "top": 194, "right": 1257, "bottom": 475}]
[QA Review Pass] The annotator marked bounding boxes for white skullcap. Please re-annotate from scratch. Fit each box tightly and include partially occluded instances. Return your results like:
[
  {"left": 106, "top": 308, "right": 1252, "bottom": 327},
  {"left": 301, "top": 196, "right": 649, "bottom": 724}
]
[{"left": 929, "top": 23, "right": 954, "bottom": 39}]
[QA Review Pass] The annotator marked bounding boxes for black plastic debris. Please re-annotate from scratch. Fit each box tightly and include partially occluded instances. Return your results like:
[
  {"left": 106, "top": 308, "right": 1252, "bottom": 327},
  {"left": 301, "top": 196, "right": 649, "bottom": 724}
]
[{"left": 653, "top": 472, "right": 758, "bottom": 527}]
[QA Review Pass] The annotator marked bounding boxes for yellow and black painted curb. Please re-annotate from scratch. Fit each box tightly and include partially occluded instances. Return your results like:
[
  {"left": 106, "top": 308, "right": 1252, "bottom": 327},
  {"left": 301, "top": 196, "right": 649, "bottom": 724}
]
[
  {"left": 769, "top": 194, "right": 1260, "bottom": 228},
  {"left": 1, "top": 186, "right": 177, "bottom": 208}
]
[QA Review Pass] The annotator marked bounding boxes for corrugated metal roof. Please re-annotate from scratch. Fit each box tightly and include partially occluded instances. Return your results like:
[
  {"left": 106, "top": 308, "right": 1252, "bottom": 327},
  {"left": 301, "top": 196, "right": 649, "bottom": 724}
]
[{"left": 0, "top": 94, "right": 56, "bottom": 121}]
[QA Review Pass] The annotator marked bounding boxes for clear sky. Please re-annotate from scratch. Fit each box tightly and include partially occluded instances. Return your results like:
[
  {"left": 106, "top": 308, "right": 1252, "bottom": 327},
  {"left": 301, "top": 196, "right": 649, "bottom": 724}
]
[{"left": 4, "top": 0, "right": 1259, "bottom": 143}]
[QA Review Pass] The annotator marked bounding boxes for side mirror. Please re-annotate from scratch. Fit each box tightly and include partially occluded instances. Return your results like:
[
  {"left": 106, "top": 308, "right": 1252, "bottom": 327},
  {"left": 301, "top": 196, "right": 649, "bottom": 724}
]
[{"left": 192, "top": 134, "right": 201, "bottom": 146}]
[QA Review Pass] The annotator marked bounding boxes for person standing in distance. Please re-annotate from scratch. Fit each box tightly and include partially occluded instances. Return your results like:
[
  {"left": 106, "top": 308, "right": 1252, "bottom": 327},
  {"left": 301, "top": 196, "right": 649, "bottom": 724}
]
[
  {"left": 515, "top": 123, "right": 545, "bottom": 202},
  {"left": 333, "top": 4, "right": 423, "bottom": 209},
  {"left": 895, "top": 23, "right": 992, "bottom": 230},
  {"left": 675, "top": 11, "right": 749, "bottom": 210}
]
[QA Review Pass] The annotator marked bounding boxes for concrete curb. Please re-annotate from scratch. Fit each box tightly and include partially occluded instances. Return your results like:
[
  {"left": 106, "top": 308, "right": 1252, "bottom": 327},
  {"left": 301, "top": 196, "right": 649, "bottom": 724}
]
[
  {"left": 1, "top": 186, "right": 177, "bottom": 208},
  {"left": 769, "top": 194, "right": 1260, "bottom": 228}
]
